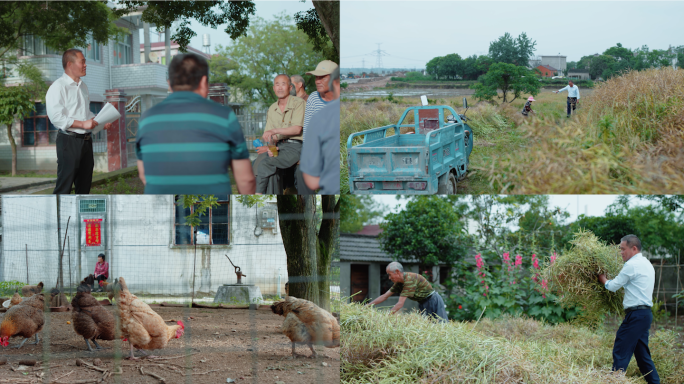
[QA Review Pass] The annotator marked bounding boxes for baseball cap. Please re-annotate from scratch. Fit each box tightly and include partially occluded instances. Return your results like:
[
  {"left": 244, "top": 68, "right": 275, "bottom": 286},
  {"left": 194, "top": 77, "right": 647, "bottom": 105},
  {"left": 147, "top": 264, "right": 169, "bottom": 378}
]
[{"left": 306, "top": 60, "right": 339, "bottom": 76}]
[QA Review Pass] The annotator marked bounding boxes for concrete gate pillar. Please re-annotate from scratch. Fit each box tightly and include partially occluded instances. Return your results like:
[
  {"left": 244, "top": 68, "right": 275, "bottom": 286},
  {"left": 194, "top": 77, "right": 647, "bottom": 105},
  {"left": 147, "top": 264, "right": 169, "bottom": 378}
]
[{"left": 104, "top": 89, "right": 128, "bottom": 171}]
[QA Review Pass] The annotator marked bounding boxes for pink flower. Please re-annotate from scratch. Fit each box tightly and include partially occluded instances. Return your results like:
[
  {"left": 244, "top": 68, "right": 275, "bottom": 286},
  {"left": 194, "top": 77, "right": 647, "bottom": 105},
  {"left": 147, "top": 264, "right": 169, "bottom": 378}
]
[
  {"left": 541, "top": 279, "right": 548, "bottom": 290},
  {"left": 483, "top": 292, "right": 487, "bottom": 296},
  {"left": 512, "top": 281, "right": 516, "bottom": 284},
  {"left": 503, "top": 253, "right": 510, "bottom": 263},
  {"left": 550, "top": 252, "right": 557, "bottom": 265},
  {"left": 475, "top": 254, "right": 485, "bottom": 270},
  {"left": 515, "top": 254, "right": 522, "bottom": 266},
  {"left": 533, "top": 259, "right": 540, "bottom": 269},
  {"left": 542, "top": 294, "right": 546, "bottom": 299},
  {"left": 458, "top": 305, "right": 462, "bottom": 309}
]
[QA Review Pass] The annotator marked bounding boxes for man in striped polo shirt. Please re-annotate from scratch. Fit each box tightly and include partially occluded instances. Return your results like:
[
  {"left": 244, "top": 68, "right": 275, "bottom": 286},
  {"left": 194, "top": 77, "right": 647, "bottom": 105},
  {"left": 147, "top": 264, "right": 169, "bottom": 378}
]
[
  {"left": 367, "top": 261, "right": 448, "bottom": 322},
  {"left": 136, "top": 53, "right": 256, "bottom": 194},
  {"left": 295, "top": 60, "right": 339, "bottom": 194}
]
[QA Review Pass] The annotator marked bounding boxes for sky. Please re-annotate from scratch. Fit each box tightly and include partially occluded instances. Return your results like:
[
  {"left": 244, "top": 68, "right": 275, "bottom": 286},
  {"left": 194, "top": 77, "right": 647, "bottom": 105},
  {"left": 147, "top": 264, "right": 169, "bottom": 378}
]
[
  {"left": 370, "top": 195, "right": 652, "bottom": 225},
  {"left": 341, "top": 1, "right": 684, "bottom": 69},
  {"left": 138, "top": 1, "right": 312, "bottom": 54}
]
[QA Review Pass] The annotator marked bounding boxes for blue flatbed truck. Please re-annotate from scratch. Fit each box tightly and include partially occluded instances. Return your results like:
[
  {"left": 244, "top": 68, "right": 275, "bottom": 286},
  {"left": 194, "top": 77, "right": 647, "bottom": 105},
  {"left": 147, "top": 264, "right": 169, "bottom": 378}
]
[{"left": 347, "top": 101, "right": 473, "bottom": 194}]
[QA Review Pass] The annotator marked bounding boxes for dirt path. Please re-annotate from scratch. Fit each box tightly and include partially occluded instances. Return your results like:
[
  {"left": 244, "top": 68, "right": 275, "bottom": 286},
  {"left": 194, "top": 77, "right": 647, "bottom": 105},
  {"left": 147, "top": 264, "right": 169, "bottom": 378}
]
[
  {"left": 0, "top": 306, "right": 339, "bottom": 384},
  {"left": 344, "top": 76, "right": 392, "bottom": 91}
]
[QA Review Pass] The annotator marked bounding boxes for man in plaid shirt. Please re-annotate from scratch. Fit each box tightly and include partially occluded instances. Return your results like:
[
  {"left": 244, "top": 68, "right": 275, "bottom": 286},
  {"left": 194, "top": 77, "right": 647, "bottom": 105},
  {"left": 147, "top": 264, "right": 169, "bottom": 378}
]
[{"left": 367, "top": 262, "right": 448, "bottom": 322}]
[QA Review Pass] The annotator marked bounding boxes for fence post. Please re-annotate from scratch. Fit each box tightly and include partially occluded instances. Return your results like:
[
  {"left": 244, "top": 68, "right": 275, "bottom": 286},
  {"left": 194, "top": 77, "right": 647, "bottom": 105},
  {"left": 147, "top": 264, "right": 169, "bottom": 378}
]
[{"left": 25, "top": 244, "right": 28, "bottom": 284}]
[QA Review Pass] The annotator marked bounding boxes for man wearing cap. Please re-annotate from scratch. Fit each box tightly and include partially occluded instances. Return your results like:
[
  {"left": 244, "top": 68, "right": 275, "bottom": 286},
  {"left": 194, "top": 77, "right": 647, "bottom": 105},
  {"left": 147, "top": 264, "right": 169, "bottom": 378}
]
[
  {"left": 366, "top": 262, "right": 448, "bottom": 323},
  {"left": 521, "top": 96, "right": 535, "bottom": 117},
  {"left": 554, "top": 80, "right": 580, "bottom": 117},
  {"left": 253, "top": 74, "right": 305, "bottom": 194},
  {"left": 47, "top": 49, "right": 113, "bottom": 194},
  {"left": 598, "top": 235, "right": 660, "bottom": 384},
  {"left": 295, "top": 60, "right": 339, "bottom": 194}
]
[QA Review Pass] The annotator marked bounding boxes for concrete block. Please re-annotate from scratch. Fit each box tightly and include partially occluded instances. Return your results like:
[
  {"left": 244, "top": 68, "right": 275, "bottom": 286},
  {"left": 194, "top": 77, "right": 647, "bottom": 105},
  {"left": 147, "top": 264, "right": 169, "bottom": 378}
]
[{"left": 214, "top": 284, "right": 263, "bottom": 305}]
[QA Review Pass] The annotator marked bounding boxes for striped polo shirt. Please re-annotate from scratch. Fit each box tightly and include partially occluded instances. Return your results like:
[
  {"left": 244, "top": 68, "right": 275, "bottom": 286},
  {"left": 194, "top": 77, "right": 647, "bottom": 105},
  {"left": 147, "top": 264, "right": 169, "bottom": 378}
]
[
  {"left": 302, "top": 91, "right": 330, "bottom": 140},
  {"left": 135, "top": 91, "right": 249, "bottom": 194}
]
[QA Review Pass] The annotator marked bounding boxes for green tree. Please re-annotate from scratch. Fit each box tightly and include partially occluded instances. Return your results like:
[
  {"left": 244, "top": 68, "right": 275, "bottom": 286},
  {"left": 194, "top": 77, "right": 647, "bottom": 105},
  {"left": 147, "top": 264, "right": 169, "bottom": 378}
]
[
  {"left": 442, "top": 53, "right": 463, "bottom": 79},
  {"left": 379, "top": 197, "right": 468, "bottom": 266},
  {"left": 0, "top": 86, "right": 34, "bottom": 176},
  {"left": 294, "top": 1, "right": 339, "bottom": 63},
  {"left": 488, "top": 32, "right": 536, "bottom": 66},
  {"left": 426, "top": 56, "right": 444, "bottom": 79},
  {"left": 588, "top": 55, "right": 616, "bottom": 80},
  {"left": 339, "top": 195, "right": 387, "bottom": 233},
  {"left": 218, "top": 14, "right": 325, "bottom": 105},
  {"left": 471, "top": 62, "right": 541, "bottom": 103}
]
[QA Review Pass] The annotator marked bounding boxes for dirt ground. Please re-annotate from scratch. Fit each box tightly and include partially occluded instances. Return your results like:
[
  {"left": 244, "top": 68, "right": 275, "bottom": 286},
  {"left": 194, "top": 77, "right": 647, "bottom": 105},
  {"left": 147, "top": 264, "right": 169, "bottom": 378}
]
[
  {"left": 344, "top": 76, "right": 392, "bottom": 91},
  {"left": 0, "top": 306, "right": 340, "bottom": 384}
]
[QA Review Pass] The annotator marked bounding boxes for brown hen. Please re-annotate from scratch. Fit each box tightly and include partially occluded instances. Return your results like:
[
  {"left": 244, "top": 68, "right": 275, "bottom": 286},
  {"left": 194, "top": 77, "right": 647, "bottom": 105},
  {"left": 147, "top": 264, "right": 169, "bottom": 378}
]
[
  {"left": 0, "top": 293, "right": 45, "bottom": 349},
  {"left": 71, "top": 279, "right": 117, "bottom": 351},
  {"left": 115, "top": 277, "right": 184, "bottom": 359},
  {"left": 21, "top": 282, "right": 43, "bottom": 297}
]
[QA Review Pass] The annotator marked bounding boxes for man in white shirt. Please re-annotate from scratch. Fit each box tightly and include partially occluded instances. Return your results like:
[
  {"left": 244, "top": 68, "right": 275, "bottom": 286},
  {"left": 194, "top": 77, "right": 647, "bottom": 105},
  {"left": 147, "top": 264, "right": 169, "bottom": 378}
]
[
  {"left": 46, "top": 49, "right": 112, "bottom": 194},
  {"left": 554, "top": 80, "right": 580, "bottom": 118},
  {"left": 598, "top": 235, "right": 660, "bottom": 384}
]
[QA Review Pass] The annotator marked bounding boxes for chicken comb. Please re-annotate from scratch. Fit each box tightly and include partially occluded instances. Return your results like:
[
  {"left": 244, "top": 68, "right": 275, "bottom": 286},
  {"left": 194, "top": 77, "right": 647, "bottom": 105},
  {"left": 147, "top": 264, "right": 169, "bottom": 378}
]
[{"left": 177, "top": 320, "right": 185, "bottom": 330}]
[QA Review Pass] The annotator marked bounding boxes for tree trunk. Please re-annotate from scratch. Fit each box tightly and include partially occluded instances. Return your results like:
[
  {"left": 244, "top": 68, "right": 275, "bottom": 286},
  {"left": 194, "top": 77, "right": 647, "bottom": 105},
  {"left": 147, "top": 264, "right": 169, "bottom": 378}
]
[
  {"left": 277, "top": 195, "right": 319, "bottom": 304},
  {"left": 312, "top": 1, "right": 339, "bottom": 60},
  {"left": 6, "top": 122, "right": 17, "bottom": 176},
  {"left": 316, "top": 195, "right": 340, "bottom": 311}
]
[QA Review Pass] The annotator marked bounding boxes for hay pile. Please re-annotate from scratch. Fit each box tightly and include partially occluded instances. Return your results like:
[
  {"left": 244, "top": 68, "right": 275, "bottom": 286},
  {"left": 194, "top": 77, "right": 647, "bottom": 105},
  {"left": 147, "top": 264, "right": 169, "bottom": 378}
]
[
  {"left": 543, "top": 229, "right": 624, "bottom": 327},
  {"left": 341, "top": 303, "right": 684, "bottom": 383}
]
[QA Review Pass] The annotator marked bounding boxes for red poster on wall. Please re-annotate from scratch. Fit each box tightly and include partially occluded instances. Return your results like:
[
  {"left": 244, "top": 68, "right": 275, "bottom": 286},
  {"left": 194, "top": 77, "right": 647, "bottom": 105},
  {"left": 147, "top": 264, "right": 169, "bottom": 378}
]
[{"left": 84, "top": 219, "right": 103, "bottom": 247}]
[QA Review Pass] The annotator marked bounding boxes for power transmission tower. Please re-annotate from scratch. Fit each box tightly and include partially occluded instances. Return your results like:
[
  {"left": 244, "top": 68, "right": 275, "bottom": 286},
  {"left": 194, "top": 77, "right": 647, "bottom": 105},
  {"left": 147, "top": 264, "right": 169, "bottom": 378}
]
[{"left": 374, "top": 43, "right": 388, "bottom": 71}]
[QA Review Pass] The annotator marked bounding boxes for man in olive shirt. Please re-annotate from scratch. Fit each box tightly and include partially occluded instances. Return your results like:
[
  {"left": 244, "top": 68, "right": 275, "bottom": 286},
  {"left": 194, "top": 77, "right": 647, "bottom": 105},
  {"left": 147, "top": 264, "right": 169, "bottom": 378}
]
[
  {"left": 367, "top": 262, "right": 448, "bottom": 322},
  {"left": 253, "top": 74, "right": 305, "bottom": 194}
]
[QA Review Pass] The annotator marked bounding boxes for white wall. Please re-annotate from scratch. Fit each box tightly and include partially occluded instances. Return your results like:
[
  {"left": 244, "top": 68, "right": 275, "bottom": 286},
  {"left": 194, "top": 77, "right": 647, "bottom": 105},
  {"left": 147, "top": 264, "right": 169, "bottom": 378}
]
[{"left": 0, "top": 196, "right": 289, "bottom": 296}]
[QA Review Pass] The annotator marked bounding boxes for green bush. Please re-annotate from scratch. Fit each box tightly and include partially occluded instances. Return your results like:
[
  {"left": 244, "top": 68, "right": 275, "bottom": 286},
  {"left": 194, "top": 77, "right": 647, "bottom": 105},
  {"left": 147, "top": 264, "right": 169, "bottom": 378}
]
[{"left": 0, "top": 280, "right": 26, "bottom": 296}]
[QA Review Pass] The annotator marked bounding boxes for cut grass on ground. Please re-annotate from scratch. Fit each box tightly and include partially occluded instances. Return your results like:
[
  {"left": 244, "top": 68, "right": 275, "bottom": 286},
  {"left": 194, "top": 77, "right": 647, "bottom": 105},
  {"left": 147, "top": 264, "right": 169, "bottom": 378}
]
[{"left": 341, "top": 303, "right": 684, "bottom": 384}]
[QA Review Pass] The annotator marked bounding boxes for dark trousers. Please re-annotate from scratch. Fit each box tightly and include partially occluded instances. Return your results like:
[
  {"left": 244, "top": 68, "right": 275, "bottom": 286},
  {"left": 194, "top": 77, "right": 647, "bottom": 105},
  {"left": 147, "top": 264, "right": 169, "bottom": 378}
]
[
  {"left": 613, "top": 309, "right": 660, "bottom": 384},
  {"left": 53, "top": 132, "right": 94, "bottom": 194},
  {"left": 95, "top": 275, "right": 106, "bottom": 290},
  {"left": 295, "top": 166, "right": 315, "bottom": 194},
  {"left": 566, "top": 97, "right": 578, "bottom": 116},
  {"left": 253, "top": 142, "right": 302, "bottom": 194},
  {"left": 418, "top": 292, "right": 448, "bottom": 323}
]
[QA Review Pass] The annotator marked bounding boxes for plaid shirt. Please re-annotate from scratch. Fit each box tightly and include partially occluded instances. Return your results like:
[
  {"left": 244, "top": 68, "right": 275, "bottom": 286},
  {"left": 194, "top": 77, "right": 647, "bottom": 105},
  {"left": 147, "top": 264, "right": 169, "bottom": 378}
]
[
  {"left": 390, "top": 272, "right": 434, "bottom": 302},
  {"left": 94, "top": 262, "right": 109, "bottom": 279}
]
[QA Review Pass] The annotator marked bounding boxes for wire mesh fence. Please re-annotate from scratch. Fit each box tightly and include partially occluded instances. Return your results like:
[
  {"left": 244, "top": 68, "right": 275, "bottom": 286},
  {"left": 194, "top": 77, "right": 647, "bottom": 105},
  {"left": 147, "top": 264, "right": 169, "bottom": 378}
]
[{"left": 0, "top": 194, "right": 340, "bottom": 384}]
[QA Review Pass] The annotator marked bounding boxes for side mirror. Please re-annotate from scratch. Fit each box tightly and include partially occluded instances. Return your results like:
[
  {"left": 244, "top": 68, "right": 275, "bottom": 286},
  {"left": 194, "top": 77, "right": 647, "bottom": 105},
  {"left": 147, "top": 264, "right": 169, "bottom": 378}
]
[{"left": 463, "top": 97, "right": 468, "bottom": 109}]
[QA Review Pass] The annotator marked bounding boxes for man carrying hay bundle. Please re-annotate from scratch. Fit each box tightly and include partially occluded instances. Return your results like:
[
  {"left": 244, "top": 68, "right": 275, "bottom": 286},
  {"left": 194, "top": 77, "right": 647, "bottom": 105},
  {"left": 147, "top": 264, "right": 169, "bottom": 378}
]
[
  {"left": 598, "top": 235, "right": 660, "bottom": 384},
  {"left": 366, "top": 262, "right": 447, "bottom": 323}
]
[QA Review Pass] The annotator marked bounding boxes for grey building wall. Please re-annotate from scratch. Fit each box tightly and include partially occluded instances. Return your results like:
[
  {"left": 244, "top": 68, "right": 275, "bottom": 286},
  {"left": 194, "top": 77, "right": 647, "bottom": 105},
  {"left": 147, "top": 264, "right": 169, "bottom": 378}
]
[{"left": 541, "top": 56, "right": 567, "bottom": 73}]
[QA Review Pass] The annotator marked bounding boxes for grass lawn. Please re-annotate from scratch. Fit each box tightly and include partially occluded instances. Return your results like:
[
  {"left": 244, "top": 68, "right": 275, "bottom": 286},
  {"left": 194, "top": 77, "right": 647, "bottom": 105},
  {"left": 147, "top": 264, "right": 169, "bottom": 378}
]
[{"left": 90, "top": 170, "right": 240, "bottom": 194}]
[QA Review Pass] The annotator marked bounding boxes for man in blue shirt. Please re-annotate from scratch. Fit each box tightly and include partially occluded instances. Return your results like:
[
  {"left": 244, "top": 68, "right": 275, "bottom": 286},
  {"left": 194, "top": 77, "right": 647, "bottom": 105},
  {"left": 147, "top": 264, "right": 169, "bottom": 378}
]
[
  {"left": 599, "top": 235, "right": 659, "bottom": 384},
  {"left": 554, "top": 80, "right": 580, "bottom": 117}
]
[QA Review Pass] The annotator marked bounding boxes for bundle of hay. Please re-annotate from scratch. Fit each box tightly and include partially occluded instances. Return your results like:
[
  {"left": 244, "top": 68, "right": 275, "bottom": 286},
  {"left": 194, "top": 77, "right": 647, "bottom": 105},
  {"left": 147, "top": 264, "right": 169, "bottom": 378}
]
[{"left": 542, "top": 229, "right": 624, "bottom": 327}]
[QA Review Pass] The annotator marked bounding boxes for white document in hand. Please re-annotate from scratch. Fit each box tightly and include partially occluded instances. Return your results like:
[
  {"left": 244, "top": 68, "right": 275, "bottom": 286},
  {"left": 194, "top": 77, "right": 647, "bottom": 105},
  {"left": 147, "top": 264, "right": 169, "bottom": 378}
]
[{"left": 92, "top": 103, "right": 122, "bottom": 134}]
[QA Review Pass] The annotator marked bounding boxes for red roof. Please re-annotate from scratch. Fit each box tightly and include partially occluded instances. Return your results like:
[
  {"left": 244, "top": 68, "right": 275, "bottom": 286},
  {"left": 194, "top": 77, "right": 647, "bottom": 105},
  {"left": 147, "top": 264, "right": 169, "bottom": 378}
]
[
  {"left": 537, "top": 64, "right": 558, "bottom": 71},
  {"left": 356, "top": 225, "right": 383, "bottom": 236}
]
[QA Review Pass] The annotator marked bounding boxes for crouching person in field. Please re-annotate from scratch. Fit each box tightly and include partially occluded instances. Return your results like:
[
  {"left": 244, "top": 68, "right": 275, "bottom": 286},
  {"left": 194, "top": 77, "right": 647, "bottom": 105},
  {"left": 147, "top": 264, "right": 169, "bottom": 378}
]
[{"left": 366, "top": 261, "right": 447, "bottom": 323}]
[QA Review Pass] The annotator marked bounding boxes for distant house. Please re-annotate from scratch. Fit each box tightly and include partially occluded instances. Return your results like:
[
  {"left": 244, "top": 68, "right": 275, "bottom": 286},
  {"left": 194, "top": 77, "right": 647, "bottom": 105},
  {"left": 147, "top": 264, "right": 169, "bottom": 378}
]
[
  {"left": 567, "top": 69, "right": 591, "bottom": 80},
  {"left": 541, "top": 55, "right": 566, "bottom": 73},
  {"left": 139, "top": 40, "right": 209, "bottom": 65},
  {"left": 536, "top": 65, "right": 558, "bottom": 77},
  {"left": 339, "top": 228, "right": 450, "bottom": 313}
]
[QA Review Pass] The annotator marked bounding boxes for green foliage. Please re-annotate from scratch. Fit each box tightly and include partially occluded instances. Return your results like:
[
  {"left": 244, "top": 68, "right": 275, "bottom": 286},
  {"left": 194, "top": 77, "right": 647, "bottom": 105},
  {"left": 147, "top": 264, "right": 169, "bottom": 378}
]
[
  {"left": 340, "top": 81, "right": 348, "bottom": 89},
  {"left": 216, "top": 14, "right": 326, "bottom": 105},
  {"left": 208, "top": 52, "right": 240, "bottom": 88},
  {"left": 339, "top": 195, "right": 387, "bottom": 233},
  {"left": 0, "top": 86, "right": 35, "bottom": 127},
  {"left": 0, "top": 2, "right": 127, "bottom": 58},
  {"left": 294, "top": 7, "right": 338, "bottom": 63},
  {"left": 0, "top": 280, "right": 26, "bottom": 296},
  {"left": 576, "top": 43, "right": 677, "bottom": 80},
  {"left": 234, "top": 195, "right": 271, "bottom": 208},
  {"left": 180, "top": 195, "right": 220, "bottom": 228},
  {"left": 488, "top": 32, "right": 537, "bottom": 67},
  {"left": 471, "top": 62, "right": 541, "bottom": 103},
  {"left": 379, "top": 197, "right": 469, "bottom": 266}
]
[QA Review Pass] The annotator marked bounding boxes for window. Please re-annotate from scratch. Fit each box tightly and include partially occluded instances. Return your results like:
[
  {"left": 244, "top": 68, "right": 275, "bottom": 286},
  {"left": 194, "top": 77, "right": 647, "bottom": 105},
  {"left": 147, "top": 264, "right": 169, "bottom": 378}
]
[
  {"left": 22, "top": 102, "right": 102, "bottom": 147},
  {"left": 113, "top": 35, "right": 132, "bottom": 65},
  {"left": 174, "top": 196, "right": 230, "bottom": 245},
  {"left": 21, "top": 35, "right": 59, "bottom": 56},
  {"left": 84, "top": 35, "right": 100, "bottom": 62}
]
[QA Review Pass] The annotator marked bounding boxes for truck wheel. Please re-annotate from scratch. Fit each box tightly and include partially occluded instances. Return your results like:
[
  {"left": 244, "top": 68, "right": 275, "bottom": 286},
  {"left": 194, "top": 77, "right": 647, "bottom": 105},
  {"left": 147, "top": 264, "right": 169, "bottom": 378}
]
[{"left": 438, "top": 172, "right": 457, "bottom": 194}]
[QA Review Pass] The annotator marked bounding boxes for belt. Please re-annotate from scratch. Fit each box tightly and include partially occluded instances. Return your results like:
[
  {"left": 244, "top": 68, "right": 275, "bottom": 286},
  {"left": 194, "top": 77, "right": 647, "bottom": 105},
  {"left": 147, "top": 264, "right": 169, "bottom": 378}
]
[
  {"left": 59, "top": 130, "right": 92, "bottom": 140},
  {"left": 625, "top": 305, "right": 651, "bottom": 313},
  {"left": 418, "top": 291, "right": 436, "bottom": 304},
  {"left": 278, "top": 139, "right": 302, "bottom": 144}
]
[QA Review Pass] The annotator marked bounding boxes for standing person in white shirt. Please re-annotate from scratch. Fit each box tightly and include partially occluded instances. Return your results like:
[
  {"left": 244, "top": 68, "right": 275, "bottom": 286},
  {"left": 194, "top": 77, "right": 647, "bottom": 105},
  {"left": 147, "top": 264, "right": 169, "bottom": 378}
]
[
  {"left": 553, "top": 80, "right": 581, "bottom": 118},
  {"left": 598, "top": 235, "right": 660, "bottom": 384},
  {"left": 46, "top": 49, "right": 112, "bottom": 194}
]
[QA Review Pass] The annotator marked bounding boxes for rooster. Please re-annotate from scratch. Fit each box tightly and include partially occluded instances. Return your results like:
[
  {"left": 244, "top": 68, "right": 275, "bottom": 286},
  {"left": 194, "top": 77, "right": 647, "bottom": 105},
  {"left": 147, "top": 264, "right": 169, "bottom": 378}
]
[
  {"left": 71, "top": 279, "right": 116, "bottom": 352},
  {"left": 0, "top": 293, "right": 45, "bottom": 349},
  {"left": 116, "top": 277, "right": 184, "bottom": 359},
  {"left": 21, "top": 282, "right": 43, "bottom": 297},
  {"left": 270, "top": 296, "right": 340, "bottom": 358}
]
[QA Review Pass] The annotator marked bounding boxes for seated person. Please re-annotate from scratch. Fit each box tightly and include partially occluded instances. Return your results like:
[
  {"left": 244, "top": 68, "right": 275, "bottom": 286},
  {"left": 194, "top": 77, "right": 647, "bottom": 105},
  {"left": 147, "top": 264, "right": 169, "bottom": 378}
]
[
  {"left": 252, "top": 74, "right": 305, "bottom": 194},
  {"left": 93, "top": 253, "right": 109, "bottom": 292}
]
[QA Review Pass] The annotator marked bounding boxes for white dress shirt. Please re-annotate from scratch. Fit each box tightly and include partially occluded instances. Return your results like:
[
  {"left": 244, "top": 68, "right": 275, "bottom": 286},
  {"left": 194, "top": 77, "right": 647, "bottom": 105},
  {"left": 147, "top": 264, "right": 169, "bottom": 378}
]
[
  {"left": 605, "top": 253, "right": 655, "bottom": 309},
  {"left": 46, "top": 73, "right": 95, "bottom": 134},
  {"left": 557, "top": 84, "right": 580, "bottom": 99}
]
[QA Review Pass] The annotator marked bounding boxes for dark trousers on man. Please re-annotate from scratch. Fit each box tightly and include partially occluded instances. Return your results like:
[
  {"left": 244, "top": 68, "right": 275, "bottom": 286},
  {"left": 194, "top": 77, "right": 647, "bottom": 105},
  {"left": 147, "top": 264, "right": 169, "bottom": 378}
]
[
  {"left": 613, "top": 308, "right": 660, "bottom": 384},
  {"left": 295, "top": 166, "right": 315, "bottom": 194},
  {"left": 253, "top": 141, "right": 302, "bottom": 194},
  {"left": 95, "top": 275, "right": 106, "bottom": 292},
  {"left": 566, "top": 97, "right": 578, "bottom": 116},
  {"left": 53, "top": 131, "right": 94, "bottom": 194},
  {"left": 418, "top": 292, "right": 448, "bottom": 323}
]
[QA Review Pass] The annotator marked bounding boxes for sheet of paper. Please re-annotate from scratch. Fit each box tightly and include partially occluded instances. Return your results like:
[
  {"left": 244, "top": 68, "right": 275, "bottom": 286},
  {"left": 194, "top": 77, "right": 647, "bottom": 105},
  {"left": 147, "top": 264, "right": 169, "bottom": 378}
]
[{"left": 92, "top": 103, "right": 121, "bottom": 134}]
